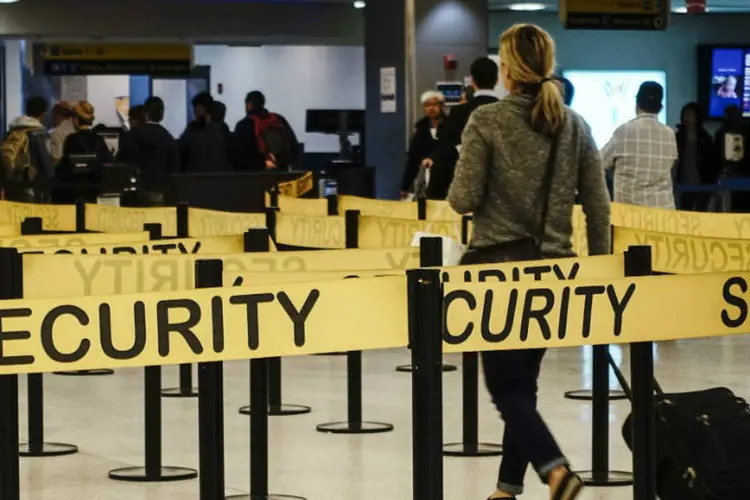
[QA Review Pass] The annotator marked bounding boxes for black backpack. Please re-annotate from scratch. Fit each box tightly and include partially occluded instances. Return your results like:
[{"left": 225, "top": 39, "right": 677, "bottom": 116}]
[{"left": 249, "top": 113, "right": 295, "bottom": 168}]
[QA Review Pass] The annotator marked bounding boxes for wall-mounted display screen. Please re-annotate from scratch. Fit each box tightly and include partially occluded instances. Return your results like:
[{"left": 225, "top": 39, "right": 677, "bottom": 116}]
[
  {"left": 563, "top": 70, "right": 668, "bottom": 149},
  {"left": 698, "top": 46, "right": 750, "bottom": 119}
]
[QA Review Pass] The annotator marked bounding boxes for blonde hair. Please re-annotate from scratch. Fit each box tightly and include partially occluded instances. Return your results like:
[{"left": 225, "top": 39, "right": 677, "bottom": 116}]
[{"left": 499, "top": 23, "right": 564, "bottom": 135}]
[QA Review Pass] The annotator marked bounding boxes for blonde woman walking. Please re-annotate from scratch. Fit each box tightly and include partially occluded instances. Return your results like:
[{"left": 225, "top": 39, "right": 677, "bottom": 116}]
[{"left": 447, "top": 24, "right": 611, "bottom": 500}]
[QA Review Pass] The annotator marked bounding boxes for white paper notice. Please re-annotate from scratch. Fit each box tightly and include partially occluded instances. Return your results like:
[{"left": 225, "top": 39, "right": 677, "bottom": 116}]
[{"left": 380, "top": 67, "right": 397, "bottom": 113}]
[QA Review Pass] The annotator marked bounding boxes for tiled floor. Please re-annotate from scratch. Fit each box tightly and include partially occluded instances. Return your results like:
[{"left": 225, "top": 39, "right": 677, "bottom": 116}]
[{"left": 14, "top": 338, "right": 750, "bottom": 499}]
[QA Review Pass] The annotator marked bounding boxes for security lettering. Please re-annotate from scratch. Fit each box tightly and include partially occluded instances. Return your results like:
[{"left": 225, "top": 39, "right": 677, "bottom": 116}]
[{"left": 275, "top": 213, "right": 345, "bottom": 249}]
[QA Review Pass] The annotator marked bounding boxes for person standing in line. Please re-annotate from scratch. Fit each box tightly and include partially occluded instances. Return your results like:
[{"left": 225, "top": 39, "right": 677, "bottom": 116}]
[
  {"left": 50, "top": 101, "right": 76, "bottom": 164},
  {"left": 179, "top": 92, "right": 230, "bottom": 172},
  {"left": 600, "top": 81, "right": 678, "bottom": 208},
  {"left": 674, "top": 102, "right": 718, "bottom": 210},
  {"left": 211, "top": 100, "right": 233, "bottom": 166},
  {"left": 400, "top": 90, "right": 446, "bottom": 199},
  {"left": 126, "top": 96, "right": 180, "bottom": 205},
  {"left": 448, "top": 23, "right": 610, "bottom": 500},
  {"left": 232, "top": 91, "right": 299, "bottom": 171},
  {"left": 426, "top": 57, "right": 500, "bottom": 200}
]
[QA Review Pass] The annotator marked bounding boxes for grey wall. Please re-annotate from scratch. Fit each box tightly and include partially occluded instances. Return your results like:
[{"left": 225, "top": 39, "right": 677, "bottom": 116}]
[
  {"left": 489, "top": 12, "right": 750, "bottom": 125},
  {"left": 0, "top": 0, "right": 363, "bottom": 45}
]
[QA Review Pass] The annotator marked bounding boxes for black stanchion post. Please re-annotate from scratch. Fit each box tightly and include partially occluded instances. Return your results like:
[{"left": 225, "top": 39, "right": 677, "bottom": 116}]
[
  {"left": 326, "top": 194, "right": 338, "bottom": 216},
  {"left": 316, "top": 210, "right": 394, "bottom": 434},
  {"left": 18, "top": 217, "right": 78, "bottom": 458},
  {"left": 443, "top": 215, "right": 502, "bottom": 457},
  {"left": 109, "top": 223, "right": 197, "bottom": 483},
  {"left": 396, "top": 210, "right": 456, "bottom": 373},
  {"left": 55, "top": 202, "right": 115, "bottom": 377},
  {"left": 228, "top": 230, "right": 305, "bottom": 500},
  {"left": 0, "top": 248, "right": 22, "bottom": 500},
  {"left": 269, "top": 186, "right": 279, "bottom": 209},
  {"left": 626, "top": 245, "right": 657, "bottom": 499},
  {"left": 162, "top": 202, "right": 199, "bottom": 398},
  {"left": 238, "top": 223, "right": 312, "bottom": 417},
  {"left": 194, "top": 259, "right": 226, "bottom": 499},
  {"left": 408, "top": 256, "right": 443, "bottom": 500}
]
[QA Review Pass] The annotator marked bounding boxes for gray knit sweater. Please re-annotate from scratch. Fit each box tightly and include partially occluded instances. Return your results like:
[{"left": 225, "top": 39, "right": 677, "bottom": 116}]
[{"left": 447, "top": 94, "right": 611, "bottom": 257}]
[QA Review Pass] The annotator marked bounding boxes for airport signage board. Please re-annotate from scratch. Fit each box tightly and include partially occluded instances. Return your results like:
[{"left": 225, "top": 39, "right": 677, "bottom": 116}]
[
  {"left": 559, "top": 0, "right": 670, "bottom": 30},
  {"left": 42, "top": 43, "right": 193, "bottom": 77}
]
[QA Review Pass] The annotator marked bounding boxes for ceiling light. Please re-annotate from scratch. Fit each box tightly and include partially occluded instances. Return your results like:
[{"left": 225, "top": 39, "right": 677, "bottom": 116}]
[
  {"left": 0, "top": 0, "right": 22, "bottom": 3},
  {"left": 672, "top": 6, "right": 687, "bottom": 13},
  {"left": 508, "top": 3, "right": 546, "bottom": 11},
  {"left": 353, "top": 1, "right": 365, "bottom": 9}
]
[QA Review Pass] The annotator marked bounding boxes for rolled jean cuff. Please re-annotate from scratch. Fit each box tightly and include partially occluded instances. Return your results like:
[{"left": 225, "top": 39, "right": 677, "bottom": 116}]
[
  {"left": 496, "top": 482, "right": 524, "bottom": 496},
  {"left": 538, "top": 457, "right": 569, "bottom": 482}
]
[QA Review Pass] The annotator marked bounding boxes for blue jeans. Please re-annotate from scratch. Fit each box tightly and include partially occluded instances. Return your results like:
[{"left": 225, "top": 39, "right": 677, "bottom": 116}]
[{"left": 481, "top": 348, "right": 568, "bottom": 495}]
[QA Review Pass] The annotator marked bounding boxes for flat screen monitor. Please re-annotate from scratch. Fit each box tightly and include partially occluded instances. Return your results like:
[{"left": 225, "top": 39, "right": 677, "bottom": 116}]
[
  {"left": 698, "top": 46, "right": 750, "bottom": 119},
  {"left": 562, "top": 70, "right": 668, "bottom": 149},
  {"left": 306, "top": 110, "right": 364, "bottom": 135}
]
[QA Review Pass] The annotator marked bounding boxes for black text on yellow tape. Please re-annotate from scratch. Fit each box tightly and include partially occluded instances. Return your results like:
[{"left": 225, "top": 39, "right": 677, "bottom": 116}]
[
  {"left": 0, "top": 201, "right": 77, "bottom": 231},
  {"left": 338, "top": 195, "right": 419, "bottom": 220},
  {"left": 187, "top": 208, "right": 266, "bottom": 238},
  {"left": 23, "top": 247, "right": 420, "bottom": 298},
  {"left": 273, "top": 195, "right": 329, "bottom": 217},
  {"left": 611, "top": 202, "right": 750, "bottom": 239},
  {"left": 227, "top": 254, "right": 624, "bottom": 288},
  {"left": 358, "top": 216, "right": 461, "bottom": 249},
  {"left": 0, "top": 277, "right": 407, "bottom": 375},
  {"left": 274, "top": 213, "right": 345, "bottom": 249},
  {"left": 85, "top": 204, "right": 178, "bottom": 236},
  {"left": 20, "top": 234, "right": 243, "bottom": 257},
  {"left": 0, "top": 231, "right": 149, "bottom": 251},
  {"left": 613, "top": 226, "right": 750, "bottom": 274},
  {"left": 443, "top": 271, "right": 750, "bottom": 353},
  {"left": 277, "top": 172, "right": 314, "bottom": 198}
]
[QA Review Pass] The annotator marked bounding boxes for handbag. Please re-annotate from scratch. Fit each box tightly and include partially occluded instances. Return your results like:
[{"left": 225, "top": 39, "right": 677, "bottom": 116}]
[{"left": 460, "top": 131, "right": 561, "bottom": 266}]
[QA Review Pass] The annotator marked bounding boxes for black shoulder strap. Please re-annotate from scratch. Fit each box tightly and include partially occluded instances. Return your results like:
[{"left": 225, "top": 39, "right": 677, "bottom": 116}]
[{"left": 536, "top": 128, "right": 562, "bottom": 247}]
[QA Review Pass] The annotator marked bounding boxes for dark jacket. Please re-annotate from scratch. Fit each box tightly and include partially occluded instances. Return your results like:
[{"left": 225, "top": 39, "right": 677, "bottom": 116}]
[
  {"left": 427, "top": 95, "right": 498, "bottom": 199},
  {"left": 674, "top": 125, "right": 718, "bottom": 184},
  {"left": 2, "top": 116, "right": 55, "bottom": 202},
  {"left": 117, "top": 122, "right": 180, "bottom": 192},
  {"left": 401, "top": 115, "right": 444, "bottom": 192},
  {"left": 57, "top": 129, "right": 113, "bottom": 179},
  {"left": 232, "top": 109, "right": 299, "bottom": 171},
  {"left": 179, "top": 120, "right": 231, "bottom": 173}
]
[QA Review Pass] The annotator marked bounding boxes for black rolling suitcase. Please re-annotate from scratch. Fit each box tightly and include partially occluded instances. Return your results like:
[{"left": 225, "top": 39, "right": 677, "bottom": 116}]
[{"left": 610, "top": 355, "right": 750, "bottom": 500}]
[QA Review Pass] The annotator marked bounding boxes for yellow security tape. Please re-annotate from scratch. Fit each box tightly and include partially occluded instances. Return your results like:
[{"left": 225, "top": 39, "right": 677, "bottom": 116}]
[
  {"left": 188, "top": 208, "right": 266, "bottom": 237},
  {"left": 358, "top": 216, "right": 463, "bottom": 249},
  {"left": 2, "top": 231, "right": 149, "bottom": 251},
  {"left": 275, "top": 213, "right": 346, "bottom": 249},
  {"left": 338, "top": 195, "right": 419, "bottom": 220},
  {"left": 22, "top": 247, "right": 420, "bottom": 298},
  {"left": 277, "top": 171, "right": 314, "bottom": 198},
  {"left": 85, "top": 204, "right": 178, "bottom": 236},
  {"left": 265, "top": 195, "right": 329, "bottom": 217},
  {"left": 443, "top": 271, "right": 750, "bottom": 353},
  {"left": 613, "top": 227, "right": 750, "bottom": 274},
  {"left": 0, "top": 201, "right": 76, "bottom": 231},
  {"left": 610, "top": 202, "right": 750, "bottom": 238}
]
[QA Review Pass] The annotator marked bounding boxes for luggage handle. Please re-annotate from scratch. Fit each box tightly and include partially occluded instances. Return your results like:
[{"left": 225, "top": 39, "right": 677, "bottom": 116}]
[{"left": 607, "top": 350, "right": 664, "bottom": 401}]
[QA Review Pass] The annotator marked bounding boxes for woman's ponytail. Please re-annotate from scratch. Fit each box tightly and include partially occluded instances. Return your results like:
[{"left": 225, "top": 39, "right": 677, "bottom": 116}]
[{"left": 532, "top": 79, "right": 565, "bottom": 136}]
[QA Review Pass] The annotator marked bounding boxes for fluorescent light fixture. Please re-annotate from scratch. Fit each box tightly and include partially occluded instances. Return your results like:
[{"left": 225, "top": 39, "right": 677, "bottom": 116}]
[
  {"left": 0, "top": 0, "right": 22, "bottom": 3},
  {"left": 672, "top": 6, "right": 687, "bottom": 13},
  {"left": 353, "top": 1, "right": 365, "bottom": 9},
  {"left": 508, "top": 2, "right": 546, "bottom": 11}
]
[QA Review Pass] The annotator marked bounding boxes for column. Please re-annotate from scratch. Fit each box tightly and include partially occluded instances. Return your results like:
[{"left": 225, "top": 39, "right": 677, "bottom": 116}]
[{"left": 364, "top": 0, "right": 408, "bottom": 199}]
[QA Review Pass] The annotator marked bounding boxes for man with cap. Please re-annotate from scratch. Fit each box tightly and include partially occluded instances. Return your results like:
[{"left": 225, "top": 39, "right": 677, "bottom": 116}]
[{"left": 601, "top": 81, "right": 678, "bottom": 208}]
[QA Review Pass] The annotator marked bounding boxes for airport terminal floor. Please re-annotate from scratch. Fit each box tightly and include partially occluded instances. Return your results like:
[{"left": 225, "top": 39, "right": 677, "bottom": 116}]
[{"left": 17, "top": 339, "right": 742, "bottom": 500}]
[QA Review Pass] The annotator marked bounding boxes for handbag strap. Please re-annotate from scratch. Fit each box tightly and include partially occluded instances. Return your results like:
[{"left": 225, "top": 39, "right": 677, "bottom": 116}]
[{"left": 535, "top": 130, "right": 562, "bottom": 248}]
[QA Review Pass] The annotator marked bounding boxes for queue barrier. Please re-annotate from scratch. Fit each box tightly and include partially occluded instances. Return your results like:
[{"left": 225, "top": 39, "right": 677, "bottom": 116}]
[
  {"left": 0, "top": 224, "right": 20, "bottom": 237},
  {"left": 0, "top": 230, "right": 150, "bottom": 252}
]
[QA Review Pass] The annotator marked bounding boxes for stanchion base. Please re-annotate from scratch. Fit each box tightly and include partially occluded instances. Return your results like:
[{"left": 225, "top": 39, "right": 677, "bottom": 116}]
[
  {"left": 53, "top": 369, "right": 114, "bottom": 376},
  {"left": 563, "top": 389, "right": 628, "bottom": 401},
  {"left": 238, "top": 404, "right": 312, "bottom": 416},
  {"left": 396, "top": 364, "right": 457, "bottom": 373},
  {"left": 442, "top": 442, "right": 503, "bottom": 457},
  {"left": 161, "top": 387, "right": 199, "bottom": 398},
  {"left": 19, "top": 442, "right": 78, "bottom": 457},
  {"left": 226, "top": 494, "right": 306, "bottom": 499},
  {"left": 313, "top": 352, "right": 347, "bottom": 356},
  {"left": 316, "top": 421, "right": 394, "bottom": 434},
  {"left": 573, "top": 470, "right": 633, "bottom": 487},
  {"left": 109, "top": 466, "right": 198, "bottom": 482}
]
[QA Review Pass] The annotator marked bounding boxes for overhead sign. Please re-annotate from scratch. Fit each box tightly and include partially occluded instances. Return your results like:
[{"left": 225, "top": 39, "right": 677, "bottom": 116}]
[
  {"left": 42, "top": 43, "right": 193, "bottom": 77},
  {"left": 559, "top": 0, "right": 670, "bottom": 30}
]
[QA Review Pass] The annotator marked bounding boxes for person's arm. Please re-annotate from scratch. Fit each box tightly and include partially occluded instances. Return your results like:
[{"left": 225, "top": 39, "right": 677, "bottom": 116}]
[
  {"left": 446, "top": 111, "right": 490, "bottom": 214},
  {"left": 577, "top": 120, "right": 611, "bottom": 256},
  {"left": 599, "top": 127, "right": 620, "bottom": 172}
]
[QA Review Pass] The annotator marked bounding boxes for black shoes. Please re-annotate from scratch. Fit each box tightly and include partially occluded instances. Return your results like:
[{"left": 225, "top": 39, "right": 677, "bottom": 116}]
[{"left": 551, "top": 470, "right": 584, "bottom": 500}]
